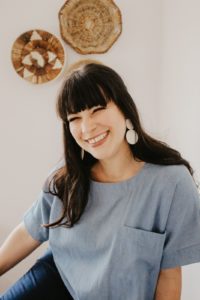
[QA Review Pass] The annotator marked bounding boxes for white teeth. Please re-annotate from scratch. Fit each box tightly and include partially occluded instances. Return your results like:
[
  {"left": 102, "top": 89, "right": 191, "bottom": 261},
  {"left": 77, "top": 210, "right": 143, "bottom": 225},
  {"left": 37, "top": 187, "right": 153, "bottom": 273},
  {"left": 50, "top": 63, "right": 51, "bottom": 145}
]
[{"left": 88, "top": 132, "right": 108, "bottom": 144}]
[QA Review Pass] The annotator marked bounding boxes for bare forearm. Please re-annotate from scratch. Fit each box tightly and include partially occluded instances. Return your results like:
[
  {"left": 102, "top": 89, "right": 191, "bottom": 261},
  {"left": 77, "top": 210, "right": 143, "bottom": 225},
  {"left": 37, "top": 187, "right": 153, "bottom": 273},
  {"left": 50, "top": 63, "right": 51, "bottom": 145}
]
[
  {"left": 155, "top": 267, "right": 182, "bottom": 300},
  {"left": 0, "top": 222, "right": 41, "bottom": 275}
]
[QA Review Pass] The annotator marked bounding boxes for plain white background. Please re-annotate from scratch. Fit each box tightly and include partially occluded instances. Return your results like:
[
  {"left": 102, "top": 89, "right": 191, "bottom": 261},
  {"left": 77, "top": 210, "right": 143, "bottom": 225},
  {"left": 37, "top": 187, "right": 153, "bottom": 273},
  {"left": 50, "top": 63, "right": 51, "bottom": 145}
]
[{"left": 0, "top": 0, "right": 200, "bottom": 298}]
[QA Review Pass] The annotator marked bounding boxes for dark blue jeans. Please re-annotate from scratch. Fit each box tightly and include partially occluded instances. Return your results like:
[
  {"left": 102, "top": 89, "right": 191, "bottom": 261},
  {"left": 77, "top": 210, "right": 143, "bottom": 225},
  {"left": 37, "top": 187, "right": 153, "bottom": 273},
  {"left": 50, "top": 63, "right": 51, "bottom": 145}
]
[{"left": 1, "top": 250, "right": 73, "bottom": 300}]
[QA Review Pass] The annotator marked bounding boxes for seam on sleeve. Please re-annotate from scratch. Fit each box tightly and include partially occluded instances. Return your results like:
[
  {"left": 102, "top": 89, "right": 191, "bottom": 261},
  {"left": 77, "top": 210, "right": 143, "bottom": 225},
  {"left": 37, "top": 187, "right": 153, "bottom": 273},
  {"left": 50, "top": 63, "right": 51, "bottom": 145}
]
[
  {"left": 163, "top": 241, "right": 200, "bottom": 254},
  {"left": 161, "top": 243, "right": 200, "bottom": 269},
  {"left": 164, "top": 178, "right": 181, "bottom": 231}
]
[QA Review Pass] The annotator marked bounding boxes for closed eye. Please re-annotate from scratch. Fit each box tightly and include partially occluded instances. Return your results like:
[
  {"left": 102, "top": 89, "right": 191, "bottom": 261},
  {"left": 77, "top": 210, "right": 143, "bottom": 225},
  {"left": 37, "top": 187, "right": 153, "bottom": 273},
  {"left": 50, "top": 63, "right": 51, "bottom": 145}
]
[
  {"left": 68, "top": 116, "right": 79, "bottom": 122},
  {"left": 93, "top": 106, "right": 106, "bottom": 113},
  {"left": 68, "top": 106, "right": 106, "bottom": 122}
]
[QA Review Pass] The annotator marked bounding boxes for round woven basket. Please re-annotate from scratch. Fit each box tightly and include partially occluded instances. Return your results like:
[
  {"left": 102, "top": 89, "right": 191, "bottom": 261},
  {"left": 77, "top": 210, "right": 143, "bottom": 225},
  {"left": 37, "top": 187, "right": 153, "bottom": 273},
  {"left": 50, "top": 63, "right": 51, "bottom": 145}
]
[
  {"left": 11, "top": 29, "right": 65, "bottom": 84},
  {"left": 59, "top": 0, "right": 122, "bottom": 54}
]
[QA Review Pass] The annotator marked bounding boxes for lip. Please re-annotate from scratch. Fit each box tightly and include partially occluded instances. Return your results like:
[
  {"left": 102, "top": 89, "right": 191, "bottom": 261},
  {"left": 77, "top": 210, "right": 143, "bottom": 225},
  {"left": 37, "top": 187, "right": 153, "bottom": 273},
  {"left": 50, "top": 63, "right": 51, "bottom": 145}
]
[{"left": 87, "top": 131, "right": 109, "bottom": 147}]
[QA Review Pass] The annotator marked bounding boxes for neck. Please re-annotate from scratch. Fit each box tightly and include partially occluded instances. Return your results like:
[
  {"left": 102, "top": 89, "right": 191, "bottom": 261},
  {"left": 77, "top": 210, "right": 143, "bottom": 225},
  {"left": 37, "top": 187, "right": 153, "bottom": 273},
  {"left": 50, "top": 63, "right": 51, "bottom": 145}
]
[{"left": 91, "top": 145, "right": 144, "bottom": 183}]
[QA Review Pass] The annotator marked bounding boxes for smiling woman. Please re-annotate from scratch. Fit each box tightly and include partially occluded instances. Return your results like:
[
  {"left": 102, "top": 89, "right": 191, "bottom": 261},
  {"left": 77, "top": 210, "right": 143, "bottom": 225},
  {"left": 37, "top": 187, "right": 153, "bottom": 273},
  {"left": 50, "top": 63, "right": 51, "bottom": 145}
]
[
  {"left": 67, "top": 101, "right": 128, "bottom": 162},
  {"left": 1, "top": 60, "right": 200, "bottom": 300}
]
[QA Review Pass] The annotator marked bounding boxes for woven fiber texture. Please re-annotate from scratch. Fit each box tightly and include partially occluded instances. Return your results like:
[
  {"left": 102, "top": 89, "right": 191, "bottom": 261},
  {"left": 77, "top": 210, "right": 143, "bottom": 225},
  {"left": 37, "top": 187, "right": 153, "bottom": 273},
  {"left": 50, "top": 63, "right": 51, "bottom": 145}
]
[
  {"left": 59, "top": 0, "right": 122, "bottom": 54},
  {"left": 11, "top": 29, "right": 65, "bottom": 84}
]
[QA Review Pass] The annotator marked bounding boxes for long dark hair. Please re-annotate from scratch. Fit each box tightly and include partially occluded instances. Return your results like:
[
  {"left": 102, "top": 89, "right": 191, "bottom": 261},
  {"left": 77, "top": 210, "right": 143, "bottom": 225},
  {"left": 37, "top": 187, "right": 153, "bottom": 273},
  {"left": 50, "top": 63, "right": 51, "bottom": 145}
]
[{"left": 45, "top": 62, "right": 193, "bottom": 228}]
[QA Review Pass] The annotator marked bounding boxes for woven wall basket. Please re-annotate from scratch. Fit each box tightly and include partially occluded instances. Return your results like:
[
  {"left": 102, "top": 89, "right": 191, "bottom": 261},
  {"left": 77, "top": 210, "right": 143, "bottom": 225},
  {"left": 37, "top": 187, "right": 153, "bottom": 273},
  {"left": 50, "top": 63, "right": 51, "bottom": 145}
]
[
  {"left": 11, "top": 29, "right": 65, "bottom": 84},
  {"left": 59, "top": 0, "right": 122, "bottom": 54}
]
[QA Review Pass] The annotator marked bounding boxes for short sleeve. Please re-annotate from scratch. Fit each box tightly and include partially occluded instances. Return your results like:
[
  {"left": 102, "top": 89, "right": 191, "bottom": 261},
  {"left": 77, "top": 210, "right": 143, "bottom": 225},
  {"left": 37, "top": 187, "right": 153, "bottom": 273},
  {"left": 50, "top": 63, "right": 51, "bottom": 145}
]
[
  {"left": 23, "top": 176, "right": 54, "bottom": 243},
  {"left": 23, "top": 190, "right": 52, "bottom": 242},
  {"left": 160, "top": 167, "right": 200, "bottom": 269},
  {"left": 23, "top": 160, "right": 65, "bottom": 242}
]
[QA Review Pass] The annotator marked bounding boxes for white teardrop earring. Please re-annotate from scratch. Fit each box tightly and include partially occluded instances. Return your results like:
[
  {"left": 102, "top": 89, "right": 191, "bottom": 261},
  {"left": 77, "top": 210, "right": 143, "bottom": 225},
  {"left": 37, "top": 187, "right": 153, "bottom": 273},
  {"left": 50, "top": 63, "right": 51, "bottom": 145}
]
[
  {"left": 125, "top": 119, "right": 138, "bottom": 145},
  {"left": 81, "top": 148, "right": 84, "bottom": 160}
]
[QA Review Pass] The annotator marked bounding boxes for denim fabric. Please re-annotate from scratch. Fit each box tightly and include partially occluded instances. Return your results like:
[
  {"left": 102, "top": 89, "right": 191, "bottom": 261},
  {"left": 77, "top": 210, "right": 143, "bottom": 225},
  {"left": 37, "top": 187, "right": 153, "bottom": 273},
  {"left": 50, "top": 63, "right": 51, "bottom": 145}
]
[{"left": 0, "top": 250, "right": 73, "bottom": 300}]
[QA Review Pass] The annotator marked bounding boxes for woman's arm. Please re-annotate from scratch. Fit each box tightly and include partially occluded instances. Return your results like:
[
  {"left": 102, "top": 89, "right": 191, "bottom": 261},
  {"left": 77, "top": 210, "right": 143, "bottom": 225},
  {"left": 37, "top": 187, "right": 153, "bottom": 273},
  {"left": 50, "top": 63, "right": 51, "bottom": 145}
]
[
  {"left": 154, "top": 267, "right": 182, "bottom": 300},
  {"left": 0, "top": 222, "right": 41, "bottom": 276}
]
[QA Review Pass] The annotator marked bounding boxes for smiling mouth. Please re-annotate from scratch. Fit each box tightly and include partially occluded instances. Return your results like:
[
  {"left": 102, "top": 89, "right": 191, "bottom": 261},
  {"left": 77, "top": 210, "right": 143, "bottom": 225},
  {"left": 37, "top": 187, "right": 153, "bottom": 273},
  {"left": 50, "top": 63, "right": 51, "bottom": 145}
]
[{"left": 87, "top": 131, "right": 109, "bottom": 145}]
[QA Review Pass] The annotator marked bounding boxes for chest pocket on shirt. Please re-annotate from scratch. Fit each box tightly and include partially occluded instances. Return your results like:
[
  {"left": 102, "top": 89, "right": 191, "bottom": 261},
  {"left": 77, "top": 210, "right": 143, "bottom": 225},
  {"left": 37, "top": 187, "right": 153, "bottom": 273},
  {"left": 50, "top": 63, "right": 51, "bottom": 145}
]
[
  {"left": 108, "top": 226, "right": 166, "bottom": 299},
  {"left": 114, "top": 225, "right": 166, "bottom": 265}
]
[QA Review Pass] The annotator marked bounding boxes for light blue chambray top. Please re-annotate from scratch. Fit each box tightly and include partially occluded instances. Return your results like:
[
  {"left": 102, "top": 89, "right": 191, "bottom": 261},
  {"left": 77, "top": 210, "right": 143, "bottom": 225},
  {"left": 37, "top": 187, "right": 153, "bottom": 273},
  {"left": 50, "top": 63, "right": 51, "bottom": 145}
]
[{"left": 23, "top": 163, "right": 200, "bottom": 300}]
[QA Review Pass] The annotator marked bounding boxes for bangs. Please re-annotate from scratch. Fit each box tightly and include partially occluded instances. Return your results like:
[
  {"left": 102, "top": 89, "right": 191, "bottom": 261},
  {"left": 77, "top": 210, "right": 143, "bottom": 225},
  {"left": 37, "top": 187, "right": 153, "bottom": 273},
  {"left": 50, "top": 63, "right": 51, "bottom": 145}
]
[{"left": 60, "top": 73, "right": 112, "bottom": 120}]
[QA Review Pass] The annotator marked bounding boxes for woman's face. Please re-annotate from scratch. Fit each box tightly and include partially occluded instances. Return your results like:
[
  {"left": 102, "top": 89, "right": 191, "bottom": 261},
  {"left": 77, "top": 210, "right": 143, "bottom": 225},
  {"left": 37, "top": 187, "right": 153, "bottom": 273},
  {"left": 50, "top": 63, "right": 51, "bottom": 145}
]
[{"left": 67, "top": 101, "right": 129, "bottom": 160}]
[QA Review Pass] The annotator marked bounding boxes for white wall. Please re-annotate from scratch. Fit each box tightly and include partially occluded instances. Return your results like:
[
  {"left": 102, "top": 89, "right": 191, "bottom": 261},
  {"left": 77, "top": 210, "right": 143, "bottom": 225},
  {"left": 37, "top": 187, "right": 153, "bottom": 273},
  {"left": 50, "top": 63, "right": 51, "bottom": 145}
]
[
  {"left": 160, "top": 1, "right": 200, "bottom": 298},
  {"left": 0, "top": 0, "right": 199, "bottom": 298},
  {"left": 159, "top": 0, "right": 200, "bottom": 179}
]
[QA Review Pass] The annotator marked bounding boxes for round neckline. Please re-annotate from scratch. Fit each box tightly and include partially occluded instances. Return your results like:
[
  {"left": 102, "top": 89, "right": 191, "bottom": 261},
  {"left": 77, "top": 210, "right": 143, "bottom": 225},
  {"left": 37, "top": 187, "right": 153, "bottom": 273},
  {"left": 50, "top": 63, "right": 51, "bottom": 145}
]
[{"left": 90, "top": 162, "right": 150, "bottom": 186}]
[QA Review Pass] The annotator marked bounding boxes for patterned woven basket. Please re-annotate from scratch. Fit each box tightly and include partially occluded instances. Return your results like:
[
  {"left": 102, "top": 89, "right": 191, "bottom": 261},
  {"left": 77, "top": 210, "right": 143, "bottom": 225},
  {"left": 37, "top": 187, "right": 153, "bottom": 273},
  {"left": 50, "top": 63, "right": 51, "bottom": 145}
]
[
  {"left": 59, "top": 0, "right": 122, "bottom": 54},
  {"left": 11, "top": 29, "right": 65, "bottom": 84}
]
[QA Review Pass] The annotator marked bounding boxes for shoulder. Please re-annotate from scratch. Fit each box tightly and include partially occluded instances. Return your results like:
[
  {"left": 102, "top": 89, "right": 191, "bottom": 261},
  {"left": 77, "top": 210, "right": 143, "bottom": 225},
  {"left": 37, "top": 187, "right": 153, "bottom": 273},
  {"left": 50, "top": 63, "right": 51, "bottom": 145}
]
[
  {"left": 143, "top": 163, "right": 195, "bottom": 196},
  {"left": 146, "top": 163, "right": 192, "bottom": 184}
]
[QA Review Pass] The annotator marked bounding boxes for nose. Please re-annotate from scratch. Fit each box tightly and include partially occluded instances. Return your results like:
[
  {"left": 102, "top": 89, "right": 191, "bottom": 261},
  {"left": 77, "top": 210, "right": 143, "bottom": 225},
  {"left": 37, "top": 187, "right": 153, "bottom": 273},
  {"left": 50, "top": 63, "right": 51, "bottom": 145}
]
[{"left": 81, "top": 116, "right": 96, "bottom": 135}]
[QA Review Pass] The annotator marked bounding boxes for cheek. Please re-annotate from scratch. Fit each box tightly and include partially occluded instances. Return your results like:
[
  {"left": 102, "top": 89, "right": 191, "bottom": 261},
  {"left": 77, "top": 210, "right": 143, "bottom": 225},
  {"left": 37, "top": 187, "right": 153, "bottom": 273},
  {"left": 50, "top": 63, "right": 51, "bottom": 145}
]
[{"left": 109, "top": 115, "right": 126, "bottom": 132}]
